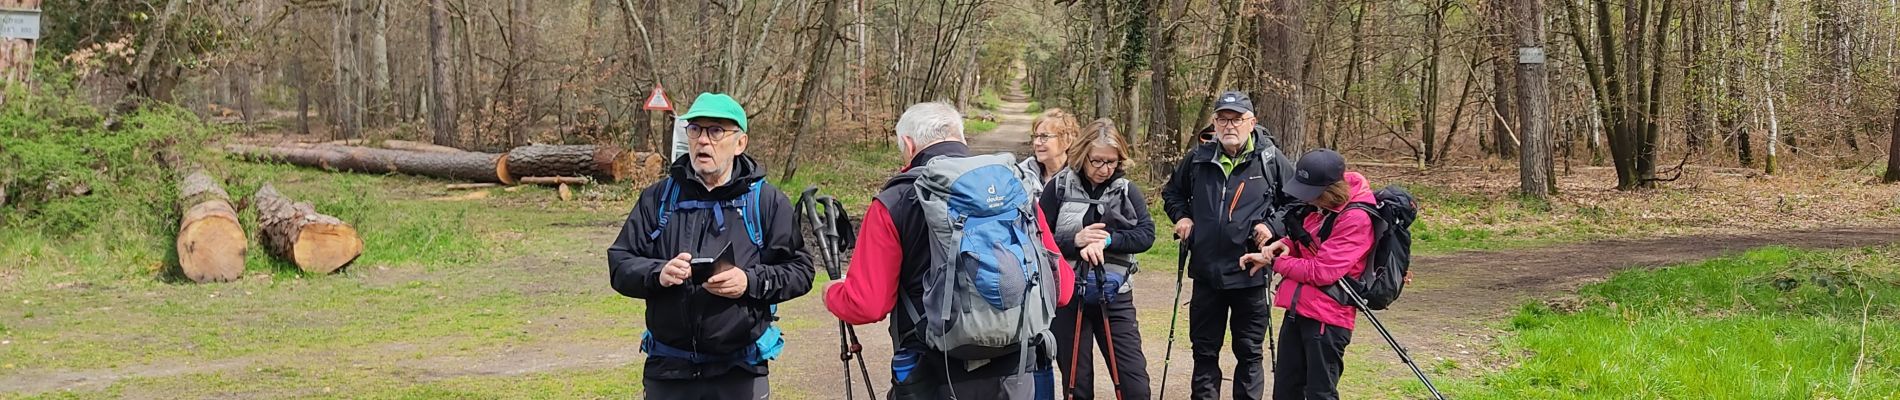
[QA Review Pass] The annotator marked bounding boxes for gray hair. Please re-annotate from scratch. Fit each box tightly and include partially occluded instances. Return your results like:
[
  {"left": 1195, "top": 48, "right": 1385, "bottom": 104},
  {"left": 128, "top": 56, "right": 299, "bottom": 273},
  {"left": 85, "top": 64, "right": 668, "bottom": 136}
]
[{"left": 896, "top": 102, "right": 965, "bottom": 151}]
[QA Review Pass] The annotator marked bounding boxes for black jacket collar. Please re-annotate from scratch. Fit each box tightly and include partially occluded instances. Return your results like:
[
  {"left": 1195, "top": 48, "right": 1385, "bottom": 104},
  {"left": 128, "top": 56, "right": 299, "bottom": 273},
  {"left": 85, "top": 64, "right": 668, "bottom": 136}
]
[
  {"left": 904, "top": 141, "right": 972, "bottom": 171},
  {"left": 667, "top": 153, "right": 767, "bottom": 199}
]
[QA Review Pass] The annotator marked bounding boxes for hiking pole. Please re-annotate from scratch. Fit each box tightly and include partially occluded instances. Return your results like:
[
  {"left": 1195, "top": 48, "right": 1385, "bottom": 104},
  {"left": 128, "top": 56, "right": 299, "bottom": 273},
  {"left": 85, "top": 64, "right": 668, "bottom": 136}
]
[
  {"left": 1263, "top": 269, "right": 1278, "bottom": 373},
  {"left": 796, "top": 187, "right": 878, "bottom": 400},
  {"left": 1157, "top": 236, "right": 1189, "bottom": 400},
  {"left": 1338, "top": 283, "right": 1446, "bottom": 400},
  {"left": 1094, "top": 263, "right": 1127, "bottom": 400},
  {"left": 819, "top": 194, "right": 876, "bottom": 398}
]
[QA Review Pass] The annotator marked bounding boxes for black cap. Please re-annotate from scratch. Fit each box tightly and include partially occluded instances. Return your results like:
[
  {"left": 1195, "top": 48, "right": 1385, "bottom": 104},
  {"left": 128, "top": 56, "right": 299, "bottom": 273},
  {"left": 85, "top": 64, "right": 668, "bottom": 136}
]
[
  {"left": 1285, "top": 149, "right": 1346, "bottom": 202},
  {"left": 1213, "top": 91, "right": 1253, "bottom": 114}
]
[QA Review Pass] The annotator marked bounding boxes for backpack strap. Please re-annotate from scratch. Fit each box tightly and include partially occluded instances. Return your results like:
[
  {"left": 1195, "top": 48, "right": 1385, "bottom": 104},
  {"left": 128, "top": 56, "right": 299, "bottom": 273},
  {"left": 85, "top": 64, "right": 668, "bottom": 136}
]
[
  {"left": 1316, "top": 202, "right": 1380, "bottom": 243},
  {"left": 648, "top": 177, "right": 680, "bottom": 240},
  {"left": 737, "top": 180, "right": 765, "bottom": 247},
  {"left": 649, "top": 178, "right": 767, "bottom": 248}
]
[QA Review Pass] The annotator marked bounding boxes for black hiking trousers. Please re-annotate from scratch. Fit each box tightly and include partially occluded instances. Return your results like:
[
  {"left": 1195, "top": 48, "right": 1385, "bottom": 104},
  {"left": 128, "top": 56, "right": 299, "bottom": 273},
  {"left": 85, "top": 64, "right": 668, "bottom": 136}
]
[
  {"left": 1053, "top": 291, "right": 1152, "bottom": 400},
  {"left": 1270, "top": 314, "right": 1352, "bottom": 400},
  {"left": 1189, "top": 281, "right": 1271, "bottom": 400},
  {"left": 643, "top": 370, "right": 769, "bottom": 399}
]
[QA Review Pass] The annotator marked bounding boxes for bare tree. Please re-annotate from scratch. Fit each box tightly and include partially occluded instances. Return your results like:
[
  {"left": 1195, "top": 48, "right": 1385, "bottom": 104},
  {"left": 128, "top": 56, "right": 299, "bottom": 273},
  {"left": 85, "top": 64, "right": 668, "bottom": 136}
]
[
  {"left": 1487, "top": 0, "right": 1518, "bottom": 159},
  {"left": 333, "top": 0, "right": 364, "bottom": 139},
  {"left": 1723, "top": 0, "right": 1752, "bottom": 166},
  {"left": 1146, "top": 0, "right": 1191, "bottom": 156},
  {"left": 370, "top": 0, "right": 390, "bottom": 126},
  {"left": 1887, "top": 85, "right": 1900, "bottom": 183},
  {"left": 429, "top": 0, "right": 460, "bottom": 147},
  {"left": 1516, "top": 0, "right": 1551, "bottom": 197},
  {"left": 1762, "top": 0, "right": 1783, "bottom": 174},
  {"left": 781, "top": 0, "right": 845, "bottom": 181},
  {"left": 1259, "top": 0, "right": 1307, "bottom": 156}
]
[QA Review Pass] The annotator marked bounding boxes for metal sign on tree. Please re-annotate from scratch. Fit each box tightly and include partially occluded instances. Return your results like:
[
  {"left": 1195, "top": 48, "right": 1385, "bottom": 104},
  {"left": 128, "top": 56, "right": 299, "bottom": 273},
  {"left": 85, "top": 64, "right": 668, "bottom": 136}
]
[
  {"left": 0, "top": 0, "right": 41, "bottom": 89},
  {"left": 643, "top": 85, "right": 674, "bottom": 111}
]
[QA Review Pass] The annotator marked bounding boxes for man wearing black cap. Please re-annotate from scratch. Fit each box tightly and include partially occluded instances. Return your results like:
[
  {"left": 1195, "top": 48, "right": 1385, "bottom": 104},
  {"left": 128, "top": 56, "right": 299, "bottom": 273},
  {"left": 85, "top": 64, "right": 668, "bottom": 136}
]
[{"left": 1161, "top": 90, "right": 1299, "bottom": 400}]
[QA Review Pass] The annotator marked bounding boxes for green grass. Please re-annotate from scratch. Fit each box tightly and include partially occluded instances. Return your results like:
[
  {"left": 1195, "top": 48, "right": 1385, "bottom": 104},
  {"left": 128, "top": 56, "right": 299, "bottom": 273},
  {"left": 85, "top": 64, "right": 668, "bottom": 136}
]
[
  {"left": 1447, "top": 246, "right": 1900, "bottom": 399},
  {"left": 976, "top": 89, "right": 1003, "bottom": 111},
  {"left": 1025, "top": 101, "right": 1043, "bottom": 113},
  {"left": 964, "top": 118, "right": 1000, "bottom": 134}
]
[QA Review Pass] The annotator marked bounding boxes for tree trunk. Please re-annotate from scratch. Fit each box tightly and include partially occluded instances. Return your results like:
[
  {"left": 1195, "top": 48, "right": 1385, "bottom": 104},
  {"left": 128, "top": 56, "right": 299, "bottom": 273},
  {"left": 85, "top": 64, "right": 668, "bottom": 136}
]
[
  {"left": 1724, "top": 0, "right": 1752, "bottom": 165},
  {"left": 126, "top": 0, "right": 186, "bottom": 102},
  {"left": 1420, "top": 0, "right": 1446, "bottom": 165},
  {"left": 1194, "top": 0, "right": 1242, "bottom": 147},
  {"left": 1147, "top": 0, "right": 1189, "bottom": 160},
  {"left": 1088, "top": 1, "right": 1116, "bottom": 121},
  {"left": 429, "top": 0, "right": 460, "bottom": 148},
  {"left": 370, "top": 0, "right": 391, "bottom": 127},
  {"left": 505, "top": 145, "right": 661, "bottom": 183},
  {"left": 1488, "top": 0, "right": 1518, "bottom": 158},
  {"left": 1763, "top": 0, "right": 1782, "bottom": 174},
  {"left": 228, "top": 144, "right": 666, "bottom": 185},
  {"left": 228, "top": 144, "right": 510, "bottom": 183},
  {"left": 780, "top": 0, "right": 845, "bottom": 181},
  {"left": 1259, "top": 0, "right": 1307, "bottom": 156},
  {"left": 1684, "top": 0, "right": 1709, "bottom": 151},
  {"left": 1516, "top": 0, "right": 1551, "bottom": 198},
  {"left": 176, "top": 170, "right": 246, "bottom": 283},
  {"left": 253, "top": 184, "right": 362, "bottom": 275},
  {"left": 381, "top": 139, "right": 464, "bottom": 153},
  {"left": 332, "top": 1, "right": 363, "bottom": 139},
  {"left": 1886, "top": 87, "right": 1900, "bottom": 183},
  {"left": 517, "top": 176, "right": 592, "bottom": 185}
]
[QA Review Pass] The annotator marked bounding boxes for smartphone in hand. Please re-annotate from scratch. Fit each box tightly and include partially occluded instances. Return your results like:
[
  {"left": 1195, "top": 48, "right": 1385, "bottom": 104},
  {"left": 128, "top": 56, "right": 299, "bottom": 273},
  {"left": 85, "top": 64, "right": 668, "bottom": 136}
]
[{"left": 688, "top": 242, "right": 735, "bottom": 285}]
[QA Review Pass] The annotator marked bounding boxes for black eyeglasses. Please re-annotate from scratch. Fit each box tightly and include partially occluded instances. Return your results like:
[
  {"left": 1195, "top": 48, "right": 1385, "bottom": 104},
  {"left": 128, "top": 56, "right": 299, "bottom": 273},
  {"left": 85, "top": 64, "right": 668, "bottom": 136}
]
[
  {"left": 1032, "top": 133, "right": 1058, "bottom": 143},
  {"left": 1087, "top": 159, "right": 1121, "bottom": 169},
  {"left": 1214, "top": 117, "right": 1248, "bottom": 127},
  {"left": 686, "top": 124, "right": 741, "bottom": 140}
]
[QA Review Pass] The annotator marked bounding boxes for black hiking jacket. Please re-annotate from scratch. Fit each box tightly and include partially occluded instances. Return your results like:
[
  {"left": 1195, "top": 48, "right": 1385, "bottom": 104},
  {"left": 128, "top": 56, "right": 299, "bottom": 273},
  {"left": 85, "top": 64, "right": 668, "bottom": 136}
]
[
  {"left": 1161, "top": 126, "right": 1300, "bottom": 289},
  {"left": 608, "top": 154, "right": 815, "bottom": 380}
]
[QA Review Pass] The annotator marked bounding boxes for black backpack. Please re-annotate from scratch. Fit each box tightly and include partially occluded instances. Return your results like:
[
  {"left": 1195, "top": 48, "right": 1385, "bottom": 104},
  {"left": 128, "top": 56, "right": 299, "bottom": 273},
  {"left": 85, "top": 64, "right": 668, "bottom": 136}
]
[{"left": 1297, "top": 185, "right": 1418, "bottom": 311}]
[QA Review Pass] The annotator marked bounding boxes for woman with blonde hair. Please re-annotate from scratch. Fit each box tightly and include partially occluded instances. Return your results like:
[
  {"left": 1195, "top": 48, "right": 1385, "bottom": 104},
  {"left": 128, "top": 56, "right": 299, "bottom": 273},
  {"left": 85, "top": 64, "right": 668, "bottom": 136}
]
[
  {"left": 1022, "top": 108, "right": 1082, "bottom": 193},
  {"left": 1038, "top": 119, "right": 1155, "bottom": 399}
]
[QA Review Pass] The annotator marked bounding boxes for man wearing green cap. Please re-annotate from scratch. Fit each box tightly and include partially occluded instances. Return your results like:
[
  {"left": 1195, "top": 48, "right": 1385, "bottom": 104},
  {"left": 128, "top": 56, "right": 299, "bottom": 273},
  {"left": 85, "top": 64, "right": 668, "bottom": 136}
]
[{"left": 609, "top": 93, "right": 815, "bottom": 399}]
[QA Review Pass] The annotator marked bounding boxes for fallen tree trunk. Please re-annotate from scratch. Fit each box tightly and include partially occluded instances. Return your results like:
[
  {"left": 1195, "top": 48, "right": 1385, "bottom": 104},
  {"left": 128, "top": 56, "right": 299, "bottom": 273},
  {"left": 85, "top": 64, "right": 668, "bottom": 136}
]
[
  {"left": 227, "top": 144, "right": 510, "bottom": 183},
  {"left": 517, "top": 176, "right": 590, "bottom": 185},
  {"left": 176, "top": 170, "right": 247, "bottom": 282},
  {"left": 228, "top": 143, "right": 665, "bottom": 184},
  {"left": 381, "top": 139, "right": 464, "bottom": 153},
  {"left": 253, "top": 183, "right": 363, "bottom": 274},
  {"left": 505, "top": 145, "right": 663, "bottom": 182}
]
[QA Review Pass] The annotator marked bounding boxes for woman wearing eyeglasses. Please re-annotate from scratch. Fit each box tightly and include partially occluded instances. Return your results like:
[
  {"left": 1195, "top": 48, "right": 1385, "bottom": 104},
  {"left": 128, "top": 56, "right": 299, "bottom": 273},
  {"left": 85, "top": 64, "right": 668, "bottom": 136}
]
[
  {"left": 1022, "top": 109, "right": 1081, "bottom": 196},
  {"left": 1038, "top": 119, "right": 1156, "bottom": 399}
]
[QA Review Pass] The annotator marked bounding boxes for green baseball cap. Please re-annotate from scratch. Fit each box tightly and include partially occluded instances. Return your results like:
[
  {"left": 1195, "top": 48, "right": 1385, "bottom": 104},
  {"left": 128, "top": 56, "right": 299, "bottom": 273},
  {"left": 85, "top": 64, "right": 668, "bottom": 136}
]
[{"left": 677, "top": 93, "right": 749, "bottom": 132}]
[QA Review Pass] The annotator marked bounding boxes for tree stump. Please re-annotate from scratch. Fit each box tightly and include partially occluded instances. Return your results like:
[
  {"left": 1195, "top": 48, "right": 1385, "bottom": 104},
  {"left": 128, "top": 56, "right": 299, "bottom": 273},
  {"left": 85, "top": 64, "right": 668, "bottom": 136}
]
[
  {"left": 253, "top": 184, "right": 363, "bottom": 274},
  {"left": 176, "top": 170, "right": 246, "bottom": 282}
]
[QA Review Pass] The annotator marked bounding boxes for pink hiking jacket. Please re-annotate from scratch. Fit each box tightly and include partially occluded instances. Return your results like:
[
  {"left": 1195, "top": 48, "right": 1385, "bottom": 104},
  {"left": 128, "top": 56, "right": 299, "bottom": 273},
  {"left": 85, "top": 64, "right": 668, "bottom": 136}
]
[{"left": 1271, "top": 172, "right": 1376, "bottom": 330}]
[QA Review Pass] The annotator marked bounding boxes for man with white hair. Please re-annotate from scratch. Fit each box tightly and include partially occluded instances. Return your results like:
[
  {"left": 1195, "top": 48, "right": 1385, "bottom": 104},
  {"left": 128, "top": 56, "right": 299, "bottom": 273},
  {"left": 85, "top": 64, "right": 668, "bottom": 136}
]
[{"left": 825, "top": 102, "right": 1076, "bottom": 399}]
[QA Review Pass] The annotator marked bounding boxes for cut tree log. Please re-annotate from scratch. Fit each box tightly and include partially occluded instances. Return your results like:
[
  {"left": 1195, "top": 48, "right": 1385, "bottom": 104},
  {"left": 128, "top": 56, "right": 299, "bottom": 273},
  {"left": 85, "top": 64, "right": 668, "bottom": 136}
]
[
  {"left": 517, "top": 176, "right": 591, "bottom": 185},
  {"left": 227, "top": 144, "right": 510, "bottom": 183},
  {"left": 381, "top": 139, "right": 464, "bottom": 153},
  {"left": 505, "top": 145, "right": 658, "bottom": 182},
  {"left": 176, "top": 170, "right": 246, "bottom": 282},
  {"left": 253, "top": 183, "right": 363, "bottom": 274},
  {"left": 227, "top": 144, "right": 665, "bottom": 184}
]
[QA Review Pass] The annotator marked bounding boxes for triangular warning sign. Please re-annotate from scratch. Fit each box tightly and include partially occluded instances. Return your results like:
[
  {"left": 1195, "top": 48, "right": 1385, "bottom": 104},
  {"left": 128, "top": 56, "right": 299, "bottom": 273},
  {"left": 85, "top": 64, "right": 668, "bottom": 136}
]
[{"left": 643, "top": 85, "right": 674, "bottom": 111}]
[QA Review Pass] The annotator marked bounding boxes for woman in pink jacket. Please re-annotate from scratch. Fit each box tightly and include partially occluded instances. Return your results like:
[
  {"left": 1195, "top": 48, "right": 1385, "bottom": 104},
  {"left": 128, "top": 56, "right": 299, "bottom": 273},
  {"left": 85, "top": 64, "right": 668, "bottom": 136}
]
[{"left": 1240, "top": 148, "right": 1373, "bottom": 400}]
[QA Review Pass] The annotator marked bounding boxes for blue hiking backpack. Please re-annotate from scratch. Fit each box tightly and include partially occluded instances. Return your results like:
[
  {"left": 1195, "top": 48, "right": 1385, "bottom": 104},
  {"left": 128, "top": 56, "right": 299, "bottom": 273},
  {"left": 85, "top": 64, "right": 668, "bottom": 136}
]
[{"left": 902, "top": 153, "right": 1059, "bottom": 368}]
